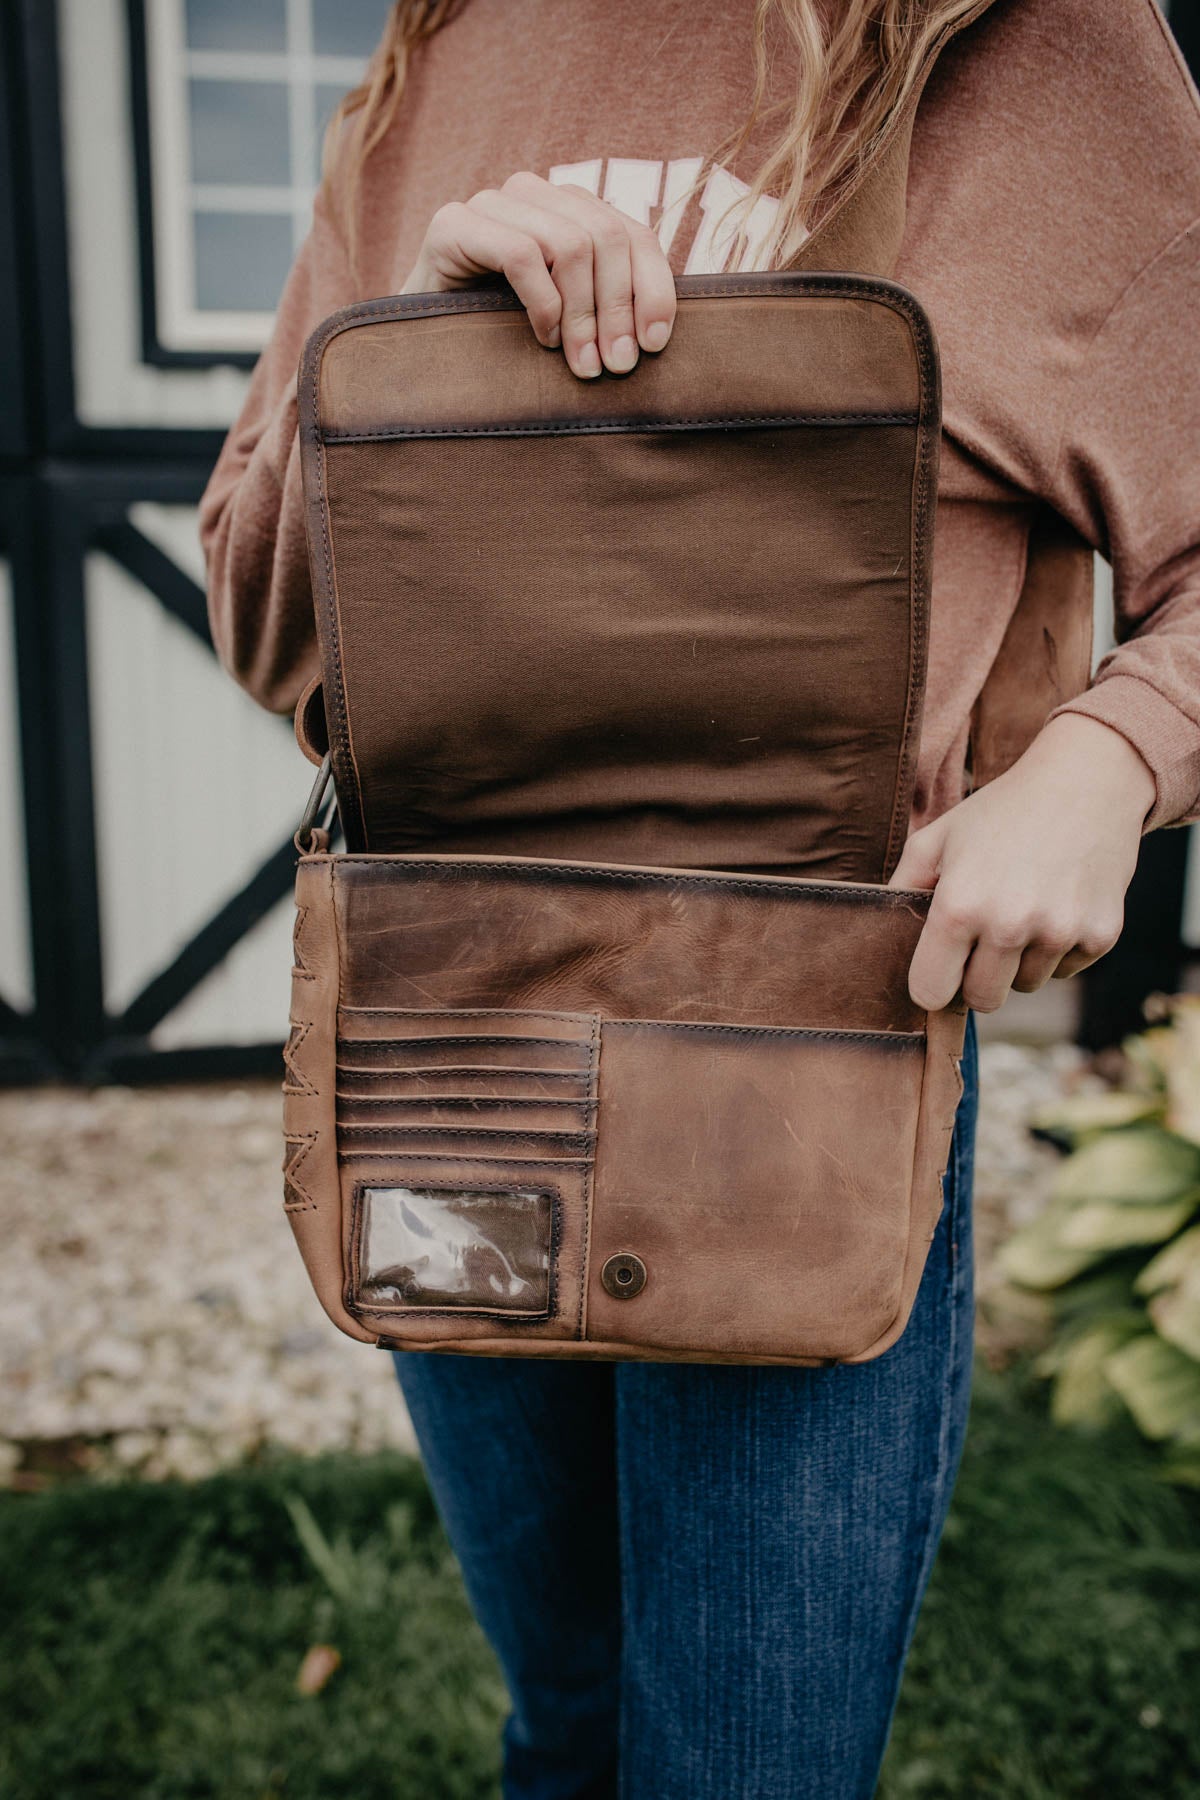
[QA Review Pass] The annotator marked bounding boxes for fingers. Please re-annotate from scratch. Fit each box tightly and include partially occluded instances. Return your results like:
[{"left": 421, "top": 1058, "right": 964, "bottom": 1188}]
[
  {"left": 888, "top": 818, "right": 946, "bottom": 892},
  {"left": 408, "top": 174, "right": 676, "bottom": 379},
  {"left": 406, "top": 201, "right": 564, "bottom": 344},
  {"left": 961, "top": 941, "right": 1023, "bottom": 1013},
  {"left": 624, "top": 213, "right": 678, "bottom": 353},
  {"left": 465, "top": 186, "right": 602, "bottom": 375},
  {"left": 501, "top": 174, "right": 675, "bottom": 373},
  {"left": 906, "top": 894, "right": 975, "bottom": 1012},
  {"left": 536, "top": 182, "right": 638, "bottom": 374},
  {"left": 911, "top": 897, "right": 1124, "bottom": 1014}
]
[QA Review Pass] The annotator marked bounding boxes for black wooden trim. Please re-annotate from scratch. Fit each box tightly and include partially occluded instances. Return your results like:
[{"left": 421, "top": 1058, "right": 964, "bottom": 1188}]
[
  {"left": 1168, "top": 1, "right": 1199, "bottom": 77},
  {"left": 0, "top": 1044, "right": 57, "bottom": 1086},
  {"left": 97, "top": 518, "right": 211, "bottom": 647},
  {"left": 113, "top": 835, "right": 298, "bottom": 1037},
  {"left": 126, "top": 0, "right": 259, "bottom": 374},
  {"left": 16, "top": 0, "right": 79, "bottom": 454},
  {"left": 5, "top": 476, "right": 106, "bottom": 1070},
  {"left": 88, "top": 1040, "right": 285, "bottom": 1084},
  {"left": 1079, "top": 827, "right": 1191, "bottom": 1053},
  {"left": 0, "top": 993, "right": 33, "bottom": 1034}
]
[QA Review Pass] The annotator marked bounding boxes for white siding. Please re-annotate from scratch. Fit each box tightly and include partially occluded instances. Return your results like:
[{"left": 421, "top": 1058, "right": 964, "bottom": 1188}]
[
  {"left": 85, "top": 507, "right": 308, "bottom": 1043},
  {"left": 0, "top": 562, "right": 33, "bottom": 1012}
]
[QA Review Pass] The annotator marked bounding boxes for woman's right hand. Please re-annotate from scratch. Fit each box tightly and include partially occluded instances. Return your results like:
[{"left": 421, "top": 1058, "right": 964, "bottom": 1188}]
[{"left": 400, "top": 171, "right": 677, "bottom": 380}]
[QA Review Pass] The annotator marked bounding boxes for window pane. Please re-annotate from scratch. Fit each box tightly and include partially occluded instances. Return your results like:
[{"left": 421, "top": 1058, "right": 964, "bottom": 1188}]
[
  {"left": 189, "top": 79, "right": 290, "bottom": 187},
  {"left": 312, "top": 0, "right": 390, "bottom": 57},
  {"left": 185, "top": 0, "right": 287, "bottom": 52},
  {"left": 193, "top": 211, "right": 293, "bottom": 312}
]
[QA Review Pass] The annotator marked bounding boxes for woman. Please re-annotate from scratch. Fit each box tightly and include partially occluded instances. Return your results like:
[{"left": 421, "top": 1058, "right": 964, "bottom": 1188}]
[{"left": 201, "top": 2, "right": 1200, "bottom": 1793}]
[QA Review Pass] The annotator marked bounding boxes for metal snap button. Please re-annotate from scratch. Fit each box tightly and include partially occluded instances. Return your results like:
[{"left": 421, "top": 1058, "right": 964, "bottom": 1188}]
[{"left": 601, "top": 1253, "right": 646, "bottom": 1299}]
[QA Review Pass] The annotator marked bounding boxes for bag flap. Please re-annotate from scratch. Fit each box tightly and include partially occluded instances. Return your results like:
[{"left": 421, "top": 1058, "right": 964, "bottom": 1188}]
[{"left": 299, "top": 272, "right": 940, "bottom": 882}]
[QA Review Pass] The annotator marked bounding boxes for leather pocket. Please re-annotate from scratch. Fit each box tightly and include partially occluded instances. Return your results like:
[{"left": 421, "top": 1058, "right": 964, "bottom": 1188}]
[
  {"left": 336, "top": 1006, "right": 601, "bottom": 1344},
  {"left": 342, "top": 1151, "right": 591, "bottom": 1342},
  {"left": 353, "top": 1178, "right": 555, "bottom": 1316},
  {"left": 586, "top": 1018, "right": 928, "bottom": 1362}
]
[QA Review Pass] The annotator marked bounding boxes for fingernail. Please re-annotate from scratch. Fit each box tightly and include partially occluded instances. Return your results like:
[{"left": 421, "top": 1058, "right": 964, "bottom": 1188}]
[
  {"left": 546, "top": 324, "right": 561, "bottom": 347},
  {"left": 608, "top": 335, "right": 638, "bottom": 372},
  {"left": 643, "top": 320, "right": 671, "bottom": 352},
  {"left": 576, "top": 341, "right": 601, "bottom": 378}
]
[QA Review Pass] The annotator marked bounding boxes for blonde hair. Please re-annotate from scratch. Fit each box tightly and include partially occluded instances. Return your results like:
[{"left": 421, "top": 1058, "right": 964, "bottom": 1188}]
[{"left": 325, "top": 0, "right": 980, "bottom": 273}]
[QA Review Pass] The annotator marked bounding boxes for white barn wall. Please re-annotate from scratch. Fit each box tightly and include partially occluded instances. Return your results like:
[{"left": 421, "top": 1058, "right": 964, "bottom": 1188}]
[{"left": 0, "top": 562, "right": 33, "bottom": 1012}]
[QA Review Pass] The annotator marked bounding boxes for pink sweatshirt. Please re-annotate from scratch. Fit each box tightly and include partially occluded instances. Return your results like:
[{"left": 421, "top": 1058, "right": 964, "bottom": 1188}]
[{"left": 200, "top": 0, "right": 1200, "bottom": 829}]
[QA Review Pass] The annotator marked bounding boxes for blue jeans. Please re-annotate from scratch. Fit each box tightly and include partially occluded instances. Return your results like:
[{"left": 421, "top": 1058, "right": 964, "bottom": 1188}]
[{"left": 395, "top": 1018, "right": 978, "bottom": 1800}]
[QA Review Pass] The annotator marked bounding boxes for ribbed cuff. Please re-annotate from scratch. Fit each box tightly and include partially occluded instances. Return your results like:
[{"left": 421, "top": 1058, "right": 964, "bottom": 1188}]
[{"left": 1048, "top": 673, "right": 1200, "bottom": 831}]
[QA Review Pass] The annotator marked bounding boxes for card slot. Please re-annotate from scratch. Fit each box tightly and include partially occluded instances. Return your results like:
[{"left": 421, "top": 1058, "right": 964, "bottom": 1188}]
[
  {"left": 339, "top": 1148, "right": 593, "bottom": 1342},
  {"left": 338, "top": 1122, "right": 595, "bottom": 1160},
  {"left": 335, "top": 1063, "right": 593, "bottom": 1103},
  {"left": 337, "top": 1005, "right": 595, "bottom": 1044},
  {"left": 337, "top": 1094, "right": 595, "bottom": 1131},
  {"left": 340, "top": 1148, "right": 595, "bottom": 1166},
  {"left": 334, "top": 1092, "right": 594, "bottom": 1106},
  {"left": 334, "top": 1035, "right": 592, "bottom": 1071}
]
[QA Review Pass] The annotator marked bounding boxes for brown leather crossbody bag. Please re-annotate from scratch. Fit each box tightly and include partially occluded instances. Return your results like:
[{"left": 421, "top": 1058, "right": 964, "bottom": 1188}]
[
  {"left": 280, "top": 0, "right": 1090, "bottom": 1366},
  {"left": 283, "top": 268, "right": 967, "bottom": 1366}
]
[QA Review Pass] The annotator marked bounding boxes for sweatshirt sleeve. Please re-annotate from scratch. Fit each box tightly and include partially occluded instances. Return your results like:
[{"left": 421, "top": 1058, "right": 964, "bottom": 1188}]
[
  {"left": 198, "top": 186, "right": 357, "bottom": 714},
  {"left": 1044, "top": 215, "right": 1200, "bottom": 829}
]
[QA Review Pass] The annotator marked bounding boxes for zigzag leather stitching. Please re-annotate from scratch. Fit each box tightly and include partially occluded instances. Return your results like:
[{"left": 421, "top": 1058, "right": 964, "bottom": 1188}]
[
  {"left": 291, "top": 904, "right": 316, "bottom": 980},
  {"left": 283, "top": 1131, "right": 319, "bottom": 1212},
  {"left": 282, "top": 1019, "right": 319, "bottom": 1096}
]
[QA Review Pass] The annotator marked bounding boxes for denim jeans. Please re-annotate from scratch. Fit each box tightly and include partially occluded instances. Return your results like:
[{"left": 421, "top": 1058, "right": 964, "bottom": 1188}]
[{"left": 395, "top": 1016, "right": 978, "bottom": 1800}]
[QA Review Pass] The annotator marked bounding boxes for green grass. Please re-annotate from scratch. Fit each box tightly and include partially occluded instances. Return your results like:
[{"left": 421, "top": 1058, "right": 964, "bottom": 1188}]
[{"left": 1, "top": 1370, "right": 1197, "bottom": 1800}]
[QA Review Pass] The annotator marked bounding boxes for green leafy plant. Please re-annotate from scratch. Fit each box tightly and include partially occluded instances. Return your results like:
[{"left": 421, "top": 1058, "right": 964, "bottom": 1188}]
[{"left": 1001, "top": 997, "right": 1200, "bottom": 1480}]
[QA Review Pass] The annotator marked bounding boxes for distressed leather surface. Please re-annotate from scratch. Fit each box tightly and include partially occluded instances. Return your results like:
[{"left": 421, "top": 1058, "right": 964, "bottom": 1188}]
[{"left": 281, "top": 852, "right": 966, "bottom": 1365}]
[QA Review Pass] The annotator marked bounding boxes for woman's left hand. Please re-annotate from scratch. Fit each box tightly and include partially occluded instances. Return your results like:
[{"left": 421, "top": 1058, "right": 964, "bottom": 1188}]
[{"left": 889, "top": 714, "right": 1157, "bottom": 1013}]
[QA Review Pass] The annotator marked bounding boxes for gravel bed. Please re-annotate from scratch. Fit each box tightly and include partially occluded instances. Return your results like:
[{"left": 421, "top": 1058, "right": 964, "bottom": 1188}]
[{"left": 0, "top": 1041, "right": 1084, "bottom": 1484}]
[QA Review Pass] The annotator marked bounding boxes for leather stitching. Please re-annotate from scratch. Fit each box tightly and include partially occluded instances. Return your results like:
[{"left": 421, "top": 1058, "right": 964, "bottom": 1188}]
[
  {"left": 338, "top": 1124, "right": 595, "bottom": 1143},
  {"left": 337, "top": 1149, "right": 594, "bottom": 1166},
  {"left": 334, "top": 1063, "right": 589, "bottom": 1081},
  {"left": 346, "top": 1177, "right": 563, "bottom": 1324},
  {"left": 283, "top": 1131, "right": 319, "bottom": 1212},
  {"left": 324, "top": 411, "right": 920, "bottom": 443},
  {"left": 335, "top": 1093, "right": 595, "bottom": 1110},
  {"left": 282, "top": 1020, "right": 318, "bottom": 1095},
  {"left": 337, "top": 1005, "right": 596, "bottom": 1023},
  {"left": 601, "top": 1021, "right": 924, "bottom": 1045},
  {"left": 577, "top": 1011, "right": 602, "bottom": 1340},
  {"left": 328, "top": 857, "right": 931, "bottom": 906},
  {"left": 291, "top": 905, "right": 316, "bottom": 981}
]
